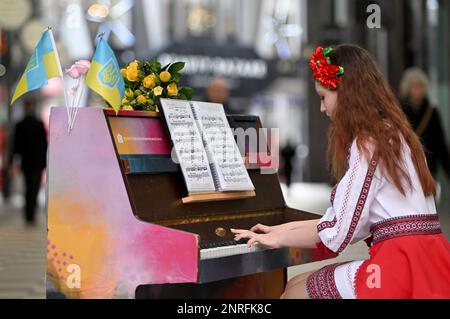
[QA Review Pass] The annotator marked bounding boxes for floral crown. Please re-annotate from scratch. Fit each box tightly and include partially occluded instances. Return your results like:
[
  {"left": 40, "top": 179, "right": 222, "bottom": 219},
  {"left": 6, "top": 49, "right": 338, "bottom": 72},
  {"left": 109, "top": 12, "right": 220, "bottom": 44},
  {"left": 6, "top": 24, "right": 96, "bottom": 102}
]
[{"left": 309, "top": 47, "right": 344, "bottom": 90}]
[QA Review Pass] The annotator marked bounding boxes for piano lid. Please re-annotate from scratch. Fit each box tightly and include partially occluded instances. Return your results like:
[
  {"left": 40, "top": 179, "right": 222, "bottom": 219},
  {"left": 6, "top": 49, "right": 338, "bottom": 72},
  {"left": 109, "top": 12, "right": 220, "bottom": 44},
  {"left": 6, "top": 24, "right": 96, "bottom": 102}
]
[{"left": 104, "top": 110, "right": 285, "bottom": 226}]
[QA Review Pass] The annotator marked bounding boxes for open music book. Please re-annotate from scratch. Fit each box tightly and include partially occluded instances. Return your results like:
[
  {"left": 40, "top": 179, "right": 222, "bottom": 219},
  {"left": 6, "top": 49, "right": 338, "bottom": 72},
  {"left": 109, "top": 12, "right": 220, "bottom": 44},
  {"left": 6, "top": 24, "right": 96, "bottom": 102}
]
[{"left": 160, "top": 98, "right": 255, "bottom": 194}]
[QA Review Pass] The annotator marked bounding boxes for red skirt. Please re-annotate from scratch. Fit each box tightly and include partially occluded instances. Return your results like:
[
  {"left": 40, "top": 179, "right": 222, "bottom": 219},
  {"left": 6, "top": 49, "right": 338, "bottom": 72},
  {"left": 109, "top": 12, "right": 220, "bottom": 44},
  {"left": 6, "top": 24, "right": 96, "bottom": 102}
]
[{"left": 355, "top": 216, "right": 450, "bottom": 299}]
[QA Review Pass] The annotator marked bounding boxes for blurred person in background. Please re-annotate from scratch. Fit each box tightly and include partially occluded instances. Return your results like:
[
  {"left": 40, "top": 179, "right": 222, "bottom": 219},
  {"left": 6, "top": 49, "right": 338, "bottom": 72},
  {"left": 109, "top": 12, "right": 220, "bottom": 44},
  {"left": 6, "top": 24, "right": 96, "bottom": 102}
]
[
  {"left": 399, "top": 67, "right": 450, "bottom": 201},
  {"left": 10, "top": 97, "right": 47, "bottom": 226},
  {"left": 281, "top": 140, "right": 296, "bottom": 188},
  {"left": 205, "top": 76, "right": 233, "bottom": 114}
]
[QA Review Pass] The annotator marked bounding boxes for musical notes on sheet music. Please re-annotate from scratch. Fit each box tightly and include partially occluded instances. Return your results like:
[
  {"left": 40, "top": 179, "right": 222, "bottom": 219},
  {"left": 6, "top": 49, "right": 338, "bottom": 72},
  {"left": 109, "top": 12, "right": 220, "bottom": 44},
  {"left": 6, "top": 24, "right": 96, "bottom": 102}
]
[
  {"left": 160, "top": 99, "right": 216, "bottom": 193},
  {"left": 191, "top": 101, "right": 254, "bottom": 191},
  {"left": 161, "top": 99, "right": 254, "bottom": 193}
]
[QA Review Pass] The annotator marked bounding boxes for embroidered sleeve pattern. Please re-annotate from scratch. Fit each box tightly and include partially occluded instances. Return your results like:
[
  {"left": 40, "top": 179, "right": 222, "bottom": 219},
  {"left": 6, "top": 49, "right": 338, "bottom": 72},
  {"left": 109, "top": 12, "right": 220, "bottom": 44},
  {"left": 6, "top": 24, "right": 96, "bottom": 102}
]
[
  {"left": 317, "top": 141, "right": 380, "bottom": 253},
  {"left": 336, "top": 158, "right": 377, "bottom": 253},
  {"left": 317, "top": 147, "right": 359, "bottom": 236},
  {"left": 317, "top": 185, "right": 338, "bottom": 231}
]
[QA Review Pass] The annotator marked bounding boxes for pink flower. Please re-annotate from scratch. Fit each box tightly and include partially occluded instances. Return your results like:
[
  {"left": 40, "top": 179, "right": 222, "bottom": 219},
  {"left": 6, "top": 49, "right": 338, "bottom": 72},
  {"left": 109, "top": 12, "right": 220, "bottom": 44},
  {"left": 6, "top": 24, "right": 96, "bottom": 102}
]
[{"left": 66, "top": 60, "right": 91, "bottom": 79}]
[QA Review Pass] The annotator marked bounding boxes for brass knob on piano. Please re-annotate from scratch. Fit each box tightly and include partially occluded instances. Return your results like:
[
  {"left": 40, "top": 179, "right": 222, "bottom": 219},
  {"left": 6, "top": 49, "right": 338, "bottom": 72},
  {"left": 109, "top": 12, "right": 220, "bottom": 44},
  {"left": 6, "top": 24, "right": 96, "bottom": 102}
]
[{"left": 215, "top": 227, "right": 226, "bottom": 237}]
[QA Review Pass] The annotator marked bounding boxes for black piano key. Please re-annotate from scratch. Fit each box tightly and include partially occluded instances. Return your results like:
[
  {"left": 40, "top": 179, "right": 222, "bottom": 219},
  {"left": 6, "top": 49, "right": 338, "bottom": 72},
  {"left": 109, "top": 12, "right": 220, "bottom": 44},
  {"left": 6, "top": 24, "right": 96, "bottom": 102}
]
[
  {"left": 199, "top": 238, "right": 249, "bottom": 250},
  {"left": 236, "top": 238, "right": 249, "bottom": 245}
]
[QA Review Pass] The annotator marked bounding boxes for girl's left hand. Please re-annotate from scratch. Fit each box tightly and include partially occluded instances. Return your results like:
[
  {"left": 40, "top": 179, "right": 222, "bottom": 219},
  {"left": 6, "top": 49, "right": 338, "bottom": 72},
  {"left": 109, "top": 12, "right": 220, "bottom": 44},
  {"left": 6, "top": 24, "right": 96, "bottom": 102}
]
[{"left": 230, "top": 228, "right": 281, "bottom": 248}]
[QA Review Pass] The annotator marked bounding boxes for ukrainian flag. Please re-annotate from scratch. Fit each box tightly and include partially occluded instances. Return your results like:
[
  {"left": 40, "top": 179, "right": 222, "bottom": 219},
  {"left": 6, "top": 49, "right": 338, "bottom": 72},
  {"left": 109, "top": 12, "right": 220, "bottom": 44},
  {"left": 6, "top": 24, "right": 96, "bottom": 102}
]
[
  {"left": 11, "top": 29, "right": 62, "bottom": 105},
  {"left": 86, "top": 37, "right": 124, "bottom": 113}
]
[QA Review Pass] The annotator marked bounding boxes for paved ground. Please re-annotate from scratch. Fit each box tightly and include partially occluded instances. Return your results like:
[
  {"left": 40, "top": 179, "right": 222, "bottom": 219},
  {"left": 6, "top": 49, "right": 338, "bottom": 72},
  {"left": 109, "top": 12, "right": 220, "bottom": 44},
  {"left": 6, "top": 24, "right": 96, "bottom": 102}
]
[
  {"left": 0, "top": 195, "right": 46, "bottom": 299},
  {"left": 0, "top": 182, "right": 448, "bottom": 299}
]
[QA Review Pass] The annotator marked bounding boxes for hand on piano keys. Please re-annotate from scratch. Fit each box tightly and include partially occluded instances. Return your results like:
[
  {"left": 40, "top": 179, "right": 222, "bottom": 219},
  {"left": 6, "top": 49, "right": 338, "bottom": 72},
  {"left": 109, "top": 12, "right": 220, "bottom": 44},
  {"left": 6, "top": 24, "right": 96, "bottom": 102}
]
[
  {"left": 230, "top": 224, "right": 282, "bottom": 249},
  {"left": 199, "top": 238, "right": 267, "bottom": 260}
]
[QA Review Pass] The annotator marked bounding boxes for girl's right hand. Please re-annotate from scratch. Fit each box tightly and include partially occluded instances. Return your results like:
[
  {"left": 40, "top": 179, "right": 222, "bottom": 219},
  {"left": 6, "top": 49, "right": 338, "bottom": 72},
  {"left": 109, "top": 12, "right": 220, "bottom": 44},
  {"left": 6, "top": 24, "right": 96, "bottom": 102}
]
[
  {"left": 230, "top": 228, "right": 281, "bottom": 248},
  {"left": 250, "top": 223, "right": 279, "bottom": 234}
]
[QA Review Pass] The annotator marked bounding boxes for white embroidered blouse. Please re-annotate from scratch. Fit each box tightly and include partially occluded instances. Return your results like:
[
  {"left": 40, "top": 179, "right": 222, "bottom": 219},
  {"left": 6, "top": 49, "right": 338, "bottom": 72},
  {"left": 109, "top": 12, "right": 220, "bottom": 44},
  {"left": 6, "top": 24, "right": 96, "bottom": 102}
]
[{"left": 318, "top": 139, "right": 437, "bottom": 254}]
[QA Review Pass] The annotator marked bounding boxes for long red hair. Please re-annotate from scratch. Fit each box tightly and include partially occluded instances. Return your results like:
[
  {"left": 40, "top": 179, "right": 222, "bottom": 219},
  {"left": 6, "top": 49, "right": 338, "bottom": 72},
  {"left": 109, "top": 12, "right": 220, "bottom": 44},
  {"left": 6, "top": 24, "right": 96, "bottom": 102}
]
[{"left": 327, "top": 44, "right": 435, "bottom": 196}]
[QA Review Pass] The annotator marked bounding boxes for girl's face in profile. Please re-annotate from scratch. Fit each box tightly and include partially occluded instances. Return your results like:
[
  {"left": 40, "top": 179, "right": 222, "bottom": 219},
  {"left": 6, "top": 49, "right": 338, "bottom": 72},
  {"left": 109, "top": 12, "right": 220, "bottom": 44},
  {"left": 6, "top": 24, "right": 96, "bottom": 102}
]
[{"left": 315, "top": 81, "right": 338, "bottom": 119}]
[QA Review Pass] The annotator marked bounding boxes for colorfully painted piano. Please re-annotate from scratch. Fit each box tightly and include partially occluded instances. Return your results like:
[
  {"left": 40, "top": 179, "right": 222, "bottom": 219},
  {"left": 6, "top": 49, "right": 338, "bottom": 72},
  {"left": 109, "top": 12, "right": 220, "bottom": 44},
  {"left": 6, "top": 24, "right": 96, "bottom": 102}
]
[{"left": 46, "top": 107, "right": 335, "bottom": 298}]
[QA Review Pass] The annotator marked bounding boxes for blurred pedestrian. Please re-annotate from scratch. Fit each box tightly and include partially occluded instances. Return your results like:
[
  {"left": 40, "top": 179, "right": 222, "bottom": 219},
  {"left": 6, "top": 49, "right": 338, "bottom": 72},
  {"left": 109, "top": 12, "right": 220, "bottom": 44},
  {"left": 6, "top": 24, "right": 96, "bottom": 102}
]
[
  {"left": 10, "top": 97, "right": 47, "bottom": 226},
  {"left": 281, "top": 141, "right": 296, "bottom": 187},
  {"left": 205, "top": 76, "right": 233, "bottom": 114},
  {"left": 399, "top": 67, "right": 450, "bottom": 181}
]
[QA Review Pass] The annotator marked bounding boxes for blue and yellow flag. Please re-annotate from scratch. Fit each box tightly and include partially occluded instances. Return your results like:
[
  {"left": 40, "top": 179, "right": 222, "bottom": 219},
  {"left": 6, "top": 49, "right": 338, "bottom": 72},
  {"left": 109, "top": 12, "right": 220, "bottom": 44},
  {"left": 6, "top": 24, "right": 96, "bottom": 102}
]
[
  {"left": 86, "top": 37, "right": 124, "bottom": 113},
  {"left": 11, "top": 29, "right": 62, "bottom": 105}
]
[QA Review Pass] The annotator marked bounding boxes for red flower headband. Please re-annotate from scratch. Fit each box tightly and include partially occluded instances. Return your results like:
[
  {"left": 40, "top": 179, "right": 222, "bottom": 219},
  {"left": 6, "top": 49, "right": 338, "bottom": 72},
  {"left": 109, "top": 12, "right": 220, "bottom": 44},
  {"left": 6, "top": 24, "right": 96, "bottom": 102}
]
[{"left": 309, "top": 47, "right": 344, "bottom": 90}]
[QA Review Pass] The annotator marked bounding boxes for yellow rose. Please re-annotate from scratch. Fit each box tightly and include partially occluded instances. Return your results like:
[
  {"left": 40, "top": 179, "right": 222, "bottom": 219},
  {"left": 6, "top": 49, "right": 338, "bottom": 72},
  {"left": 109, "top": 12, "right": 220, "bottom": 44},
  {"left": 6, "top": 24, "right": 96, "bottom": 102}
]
[
  {"left": 129, "top": 60, "right": 139, "bottom": 69},
  {"left": 120, "top": 68, "right": 127, "bottom": 77},
  {"left": 136, "top": 95, "right": 147, "bottom": 104},
  {"left": 126, "top": 61, "right": 140, "bottom": 82},
  {"left": 159, "top": 71, "right": 171, "bottom": 83},
  {"left": 126, "top": 69, "right": 139, "bottom": 82},
  {"left": 143, "top": 75, "right": 156, "bottom": 89},
  {"left": 150, "top": 73, "right": 158, "bottom": 81},
  {"left": 125, "top": 88, "right": 134, "bottom": 98},
  {"left": 122, "top": 97, "right": 129, "bottom": 104},
  {"left": 153, "top": 86, "right": 164, "bottom": 96},
  {"left": 167, "top": 82, "right": 178, "bottom": 96}
]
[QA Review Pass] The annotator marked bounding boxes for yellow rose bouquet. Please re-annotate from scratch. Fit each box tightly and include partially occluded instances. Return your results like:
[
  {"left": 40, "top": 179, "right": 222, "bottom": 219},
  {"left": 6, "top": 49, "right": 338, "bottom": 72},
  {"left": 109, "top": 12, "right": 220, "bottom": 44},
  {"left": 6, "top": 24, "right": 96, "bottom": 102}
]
[{"left": 115, "top": 58, "right": 193, "bottom": 112}]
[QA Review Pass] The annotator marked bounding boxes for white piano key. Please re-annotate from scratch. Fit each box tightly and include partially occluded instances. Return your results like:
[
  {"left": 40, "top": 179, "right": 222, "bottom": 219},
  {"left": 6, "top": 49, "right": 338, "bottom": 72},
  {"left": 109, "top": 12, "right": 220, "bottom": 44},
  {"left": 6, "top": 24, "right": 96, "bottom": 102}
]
[{"left": 200, "top": 243, "right": 269, "bottom": 260}]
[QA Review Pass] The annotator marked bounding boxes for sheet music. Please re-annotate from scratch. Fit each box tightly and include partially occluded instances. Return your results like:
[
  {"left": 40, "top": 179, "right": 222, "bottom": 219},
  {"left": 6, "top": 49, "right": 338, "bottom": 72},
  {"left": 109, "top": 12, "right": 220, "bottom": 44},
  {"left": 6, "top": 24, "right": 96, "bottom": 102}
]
[
  {"left": 191, "top": 101, "right": 255, "bottom": 191},
  {"left": 160, "top": 99, "right": 216, "bottom": 193}
]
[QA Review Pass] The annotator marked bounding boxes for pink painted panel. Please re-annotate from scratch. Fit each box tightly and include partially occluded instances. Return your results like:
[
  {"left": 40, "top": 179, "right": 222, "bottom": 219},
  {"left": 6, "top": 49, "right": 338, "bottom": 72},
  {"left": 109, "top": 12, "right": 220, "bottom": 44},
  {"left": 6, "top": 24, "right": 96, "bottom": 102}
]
[{"left": 46, "top": 107, "right": 198, "bottom": 298}]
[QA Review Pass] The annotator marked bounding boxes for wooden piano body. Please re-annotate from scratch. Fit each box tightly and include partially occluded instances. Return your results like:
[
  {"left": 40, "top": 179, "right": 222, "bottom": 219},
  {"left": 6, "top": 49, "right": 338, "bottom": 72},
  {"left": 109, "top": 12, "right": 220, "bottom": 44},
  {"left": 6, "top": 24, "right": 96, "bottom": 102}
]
[{"left": 46, "top": 107, "right": 335, "bottom": 298}]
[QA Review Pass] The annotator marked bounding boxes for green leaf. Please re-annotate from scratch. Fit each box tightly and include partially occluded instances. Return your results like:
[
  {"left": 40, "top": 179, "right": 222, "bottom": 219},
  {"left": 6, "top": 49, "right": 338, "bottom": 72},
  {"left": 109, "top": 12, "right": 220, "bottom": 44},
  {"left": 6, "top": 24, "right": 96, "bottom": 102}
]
[
  {"left": 161, "top": 63, "right": 170, "bottom": 71},
  {"left": 171, "top": 73, "right": 181, "bottom": 82},
  {"left": 168, "top": 62, "right": 185, "bottom": 74},
  {"left": 179, "top": 87, "right": 193, "bottom": 100},
  {"left": 149, "top": 58, "right": 161, "bottom": 72},
  {"left": 322, "top": 47, "right": 333, "bottom": 56}
]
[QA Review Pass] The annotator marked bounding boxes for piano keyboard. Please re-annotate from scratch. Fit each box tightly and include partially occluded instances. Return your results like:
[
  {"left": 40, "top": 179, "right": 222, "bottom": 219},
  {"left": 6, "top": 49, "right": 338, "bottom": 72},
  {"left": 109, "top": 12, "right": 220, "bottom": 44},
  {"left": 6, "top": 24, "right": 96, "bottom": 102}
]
[{"left": 200, "top": 240, "right": 268, "bottom": 260}]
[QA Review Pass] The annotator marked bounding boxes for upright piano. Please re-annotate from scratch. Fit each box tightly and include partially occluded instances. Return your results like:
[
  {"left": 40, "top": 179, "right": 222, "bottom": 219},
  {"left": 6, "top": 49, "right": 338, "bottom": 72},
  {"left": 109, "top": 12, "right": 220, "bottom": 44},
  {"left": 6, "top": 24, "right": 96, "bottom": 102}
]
[{"left": 46, "top": 107, "right": 335, "bottom": 299}]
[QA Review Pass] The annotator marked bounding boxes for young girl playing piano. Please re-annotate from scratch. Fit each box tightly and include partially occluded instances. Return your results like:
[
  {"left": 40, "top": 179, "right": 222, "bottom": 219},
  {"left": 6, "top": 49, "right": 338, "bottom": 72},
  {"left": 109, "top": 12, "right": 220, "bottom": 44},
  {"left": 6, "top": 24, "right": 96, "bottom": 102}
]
[{"left": 231, "top": 44, "right": 450, "bottom": 299}]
